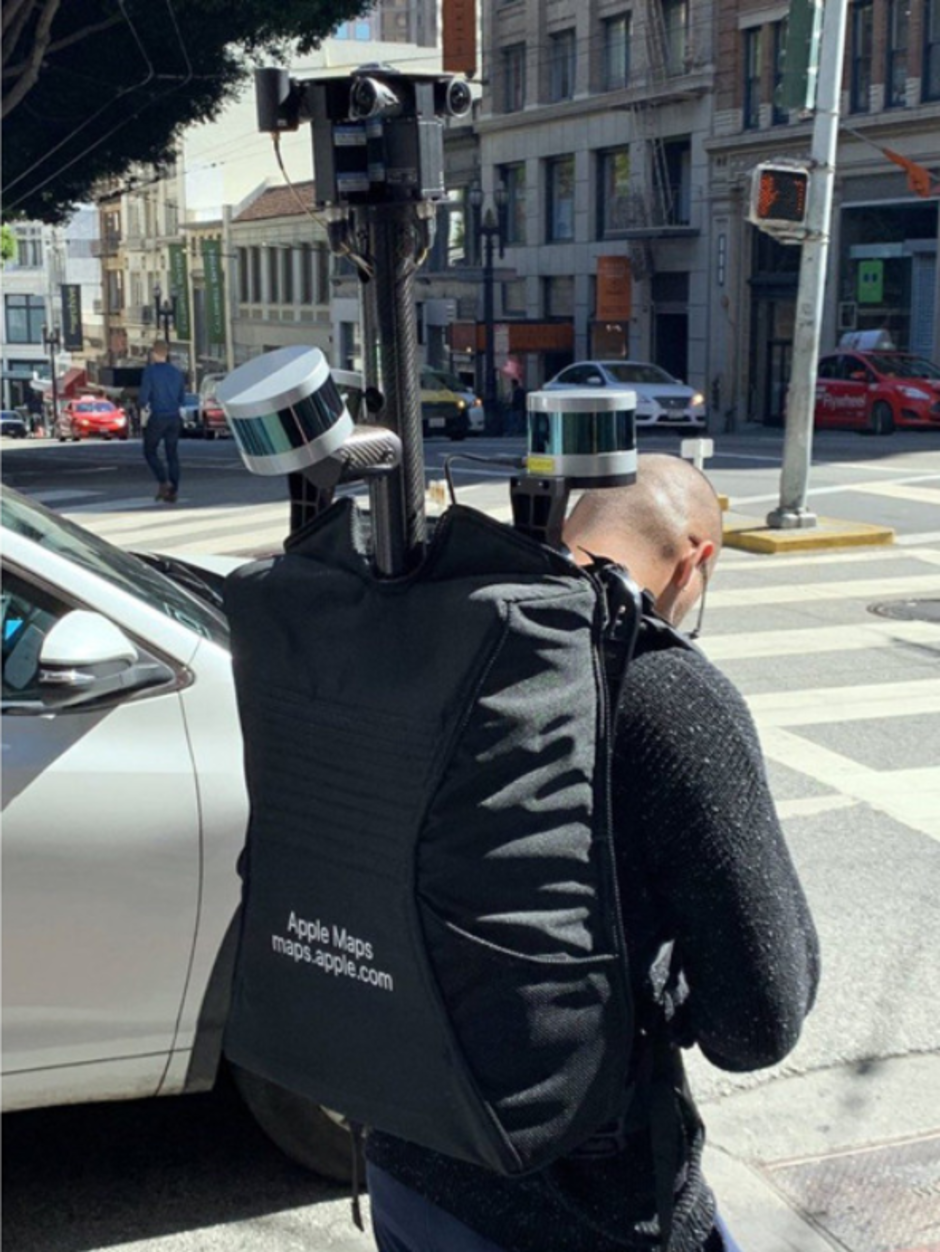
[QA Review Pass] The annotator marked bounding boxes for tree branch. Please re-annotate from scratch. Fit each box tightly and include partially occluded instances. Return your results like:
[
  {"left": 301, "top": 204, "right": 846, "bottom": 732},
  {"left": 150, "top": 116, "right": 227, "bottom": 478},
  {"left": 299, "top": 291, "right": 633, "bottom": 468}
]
[
  {"left": 2, "top": 0, "right": 34, "bottom": 38},
  {"left": 1, "top": 0, "right": 61, "bottom": 119},
  {"left": 2, "top": 0, "right": 37, "bottom": 69}
]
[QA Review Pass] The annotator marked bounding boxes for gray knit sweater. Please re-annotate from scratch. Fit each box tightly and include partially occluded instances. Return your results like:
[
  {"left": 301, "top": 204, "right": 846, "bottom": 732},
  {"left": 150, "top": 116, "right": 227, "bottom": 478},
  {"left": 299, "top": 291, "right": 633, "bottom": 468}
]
[{"left": 367, "top": 643, "right": 820, "bottom": 1252}]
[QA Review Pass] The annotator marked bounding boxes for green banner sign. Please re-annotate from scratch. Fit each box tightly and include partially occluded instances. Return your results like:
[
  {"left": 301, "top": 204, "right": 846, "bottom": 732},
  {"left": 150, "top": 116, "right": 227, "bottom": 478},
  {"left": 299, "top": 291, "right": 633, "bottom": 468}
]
[
  {"left": 60, "top": 283, "right": 83, "bottom": 351},
  {"left": 858, "top": 259, "right": 884, "bottom": 304},
  {"left": 168, "top": 243, "right": 191, "bottom": 340},
  {"left": 201, "top": 237, "right": 225, "bottom": 346}
]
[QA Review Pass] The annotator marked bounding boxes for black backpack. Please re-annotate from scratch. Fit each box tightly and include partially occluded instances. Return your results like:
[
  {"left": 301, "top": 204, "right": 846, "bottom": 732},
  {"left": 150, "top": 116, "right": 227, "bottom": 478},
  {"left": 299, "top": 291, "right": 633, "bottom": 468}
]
[{"left": 223, "top": 499, "right": 665, "bottom": 1185}]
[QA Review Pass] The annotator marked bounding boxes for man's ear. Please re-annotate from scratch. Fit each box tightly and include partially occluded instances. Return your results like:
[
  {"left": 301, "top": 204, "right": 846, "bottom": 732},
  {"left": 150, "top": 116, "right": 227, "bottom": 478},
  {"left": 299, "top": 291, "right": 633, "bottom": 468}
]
[{"left": 672, "top": 550, "right": 698, "bottom": 592}]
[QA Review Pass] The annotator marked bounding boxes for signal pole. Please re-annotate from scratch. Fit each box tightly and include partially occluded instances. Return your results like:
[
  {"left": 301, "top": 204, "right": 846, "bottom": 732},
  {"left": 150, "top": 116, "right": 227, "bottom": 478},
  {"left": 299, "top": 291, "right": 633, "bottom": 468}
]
[{"left": 767, "top": 0, "right": 850, "bottom": 529}]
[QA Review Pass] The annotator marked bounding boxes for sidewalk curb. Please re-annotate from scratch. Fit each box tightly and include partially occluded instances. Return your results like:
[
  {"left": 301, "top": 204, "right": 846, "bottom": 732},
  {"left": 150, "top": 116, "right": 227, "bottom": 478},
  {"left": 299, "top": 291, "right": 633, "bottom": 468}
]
[
  {"left": 703, "top": 1147, "right": 839, "bottom": 1251},
  {"left": 722, "top": 511, "right": 895, "bottom": 553}
]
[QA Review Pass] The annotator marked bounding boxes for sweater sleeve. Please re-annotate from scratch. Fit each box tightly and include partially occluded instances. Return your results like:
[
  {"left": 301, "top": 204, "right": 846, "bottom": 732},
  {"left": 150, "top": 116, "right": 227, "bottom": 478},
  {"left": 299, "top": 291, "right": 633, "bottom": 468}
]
[{"left": 614, "top": 648, "right": 820, "bottom": 1073}]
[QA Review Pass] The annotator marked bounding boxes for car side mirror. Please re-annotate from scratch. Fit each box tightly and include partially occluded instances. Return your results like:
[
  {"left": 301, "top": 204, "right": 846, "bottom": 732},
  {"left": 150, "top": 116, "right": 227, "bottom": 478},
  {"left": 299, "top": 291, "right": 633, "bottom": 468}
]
[
  {"left": 586, "top": 376, "right": 603, "bottom": 386},
  {"left": 849, "top": 370, "right": 867, "bottom": 381},
  {"left": 38, "top": 610, "right": 172, "bottom": 709}
]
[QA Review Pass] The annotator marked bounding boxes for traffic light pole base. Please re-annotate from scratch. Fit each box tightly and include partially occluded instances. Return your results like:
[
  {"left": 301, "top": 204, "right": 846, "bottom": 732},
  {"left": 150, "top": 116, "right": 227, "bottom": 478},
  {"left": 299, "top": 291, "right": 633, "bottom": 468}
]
[{"left": 766, "top": 506, "right": 819, "bottom": 530}]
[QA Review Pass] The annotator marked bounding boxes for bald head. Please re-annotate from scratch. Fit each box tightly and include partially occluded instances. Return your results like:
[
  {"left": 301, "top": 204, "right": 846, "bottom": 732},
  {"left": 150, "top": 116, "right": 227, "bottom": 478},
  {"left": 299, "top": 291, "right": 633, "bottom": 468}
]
[{"left": 563, "top": 454, "right": 723, "bottom": 626}]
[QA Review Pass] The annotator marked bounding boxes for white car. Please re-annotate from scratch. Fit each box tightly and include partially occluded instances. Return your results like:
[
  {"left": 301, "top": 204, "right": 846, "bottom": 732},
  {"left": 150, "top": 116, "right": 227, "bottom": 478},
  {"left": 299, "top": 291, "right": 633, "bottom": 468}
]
[
  {"left": 543, "top": 360, "right": 707, "bottom": 430},
  {"left": 1, "top": 488, "right": 352, "bottom": 1180}
]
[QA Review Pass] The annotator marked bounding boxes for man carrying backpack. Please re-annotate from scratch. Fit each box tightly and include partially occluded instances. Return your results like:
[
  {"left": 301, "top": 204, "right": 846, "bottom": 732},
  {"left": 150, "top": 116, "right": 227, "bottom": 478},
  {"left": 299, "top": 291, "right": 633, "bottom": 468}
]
[{"left": 364, "top": 454, "right": 820, "bottom": 1252}]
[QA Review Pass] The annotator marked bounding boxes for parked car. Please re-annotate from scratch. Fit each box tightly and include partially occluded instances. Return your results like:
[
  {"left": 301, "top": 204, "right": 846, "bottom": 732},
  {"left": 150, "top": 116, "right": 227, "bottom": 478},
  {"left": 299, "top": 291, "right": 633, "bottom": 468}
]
[
  {"left": 814, "top": 350, "right": 940, "bottom": 435},
  {"left": 420, "top": 375, "right": 470, "bottom": 440},
  {"left": 56, "top": 396, "right": 129, "bottom": 442},
  {"left": 543, "top": 361, "right": 707, "bottom": 430},
  {"left": 1, "top": 488, "right": 354, "bottom": 1182},
  {"left": 179, "top": 391, "right": 201, "bottom": 436},
  {"left": 421, "top": 366, "right": 484, "bottom": 435},
  {"left": 198, "top": 373, "right": 229, "bottom": 439},
  {"left": 1, "top": 409, "right": 28, "bottom": 438}
]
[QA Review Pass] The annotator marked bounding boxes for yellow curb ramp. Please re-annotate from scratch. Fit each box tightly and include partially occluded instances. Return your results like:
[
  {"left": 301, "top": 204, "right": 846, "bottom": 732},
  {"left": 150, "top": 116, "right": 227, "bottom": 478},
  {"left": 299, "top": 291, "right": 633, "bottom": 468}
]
[{"left": 722, "top": 511, "right": 895, "bottom": 554}]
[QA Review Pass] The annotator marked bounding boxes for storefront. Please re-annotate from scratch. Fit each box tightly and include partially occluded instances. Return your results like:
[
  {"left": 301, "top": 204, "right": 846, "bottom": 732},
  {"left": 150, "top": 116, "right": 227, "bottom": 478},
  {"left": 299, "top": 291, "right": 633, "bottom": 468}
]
[{"left": 837, "top": 199, "right": 938, "bottom": 357}]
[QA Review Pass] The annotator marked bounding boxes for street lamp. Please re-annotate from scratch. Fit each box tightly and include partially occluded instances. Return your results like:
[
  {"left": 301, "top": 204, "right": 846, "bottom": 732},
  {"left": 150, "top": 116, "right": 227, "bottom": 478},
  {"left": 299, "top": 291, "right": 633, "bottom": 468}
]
[
  {"left": 42, "top": 324, "right": 61, "bottom": 433},
  {"left": 153, "top": 281, "right": 176, "bottom": 340},
  {"left": 468, "top": 182, "right": 507, "bottom": 433}
]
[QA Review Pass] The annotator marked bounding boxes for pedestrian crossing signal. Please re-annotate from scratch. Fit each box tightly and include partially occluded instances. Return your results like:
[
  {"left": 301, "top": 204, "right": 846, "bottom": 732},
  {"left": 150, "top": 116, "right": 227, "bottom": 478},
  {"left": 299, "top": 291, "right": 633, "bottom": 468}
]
[{"left": 749, "top": 162, "right": 810, "bottom": 241}]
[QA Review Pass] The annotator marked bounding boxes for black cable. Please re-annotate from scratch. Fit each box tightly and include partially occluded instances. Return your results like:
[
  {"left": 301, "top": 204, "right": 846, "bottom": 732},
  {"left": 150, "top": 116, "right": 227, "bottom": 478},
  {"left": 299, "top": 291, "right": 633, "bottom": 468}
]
[{"left": 441, "top": 452, "right": 526, "bottom": 506}]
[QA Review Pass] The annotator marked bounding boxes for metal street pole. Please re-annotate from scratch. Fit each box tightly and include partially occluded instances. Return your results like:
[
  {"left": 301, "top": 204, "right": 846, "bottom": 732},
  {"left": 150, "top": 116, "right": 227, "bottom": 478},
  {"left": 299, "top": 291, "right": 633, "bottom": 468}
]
[
  {"left": 768, "top": 0, "right": 850, "bottom": 529},
  {"left": 42, "top": 324, "right": 61, "bottom": 433},
  {"left": 482, "top": 217, "right": 496, "bottom": 429}
]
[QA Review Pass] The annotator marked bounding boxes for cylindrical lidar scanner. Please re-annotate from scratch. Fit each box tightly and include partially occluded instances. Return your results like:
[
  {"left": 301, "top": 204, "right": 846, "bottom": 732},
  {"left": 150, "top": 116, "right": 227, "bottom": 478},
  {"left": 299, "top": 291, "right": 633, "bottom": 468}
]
[
  {"left": 216, "top": 346, "right": 354, "bottom": 476},
  {"left": 525, "top": 388, "right": 638, "bottom": 487}
]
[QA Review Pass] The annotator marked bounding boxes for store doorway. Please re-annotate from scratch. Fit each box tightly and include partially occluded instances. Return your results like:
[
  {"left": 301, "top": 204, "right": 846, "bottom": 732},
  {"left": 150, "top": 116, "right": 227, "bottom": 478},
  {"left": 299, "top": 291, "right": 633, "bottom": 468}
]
[{"left": 654, "top": 312, "right": 688, "bottom": 381}]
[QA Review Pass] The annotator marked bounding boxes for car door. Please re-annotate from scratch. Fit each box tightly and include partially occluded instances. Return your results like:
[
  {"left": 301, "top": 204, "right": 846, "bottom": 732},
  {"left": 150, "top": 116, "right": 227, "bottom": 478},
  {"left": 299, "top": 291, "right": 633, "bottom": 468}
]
[{"left": 1, "top": 564, "right": 201, "bottom": 1105}]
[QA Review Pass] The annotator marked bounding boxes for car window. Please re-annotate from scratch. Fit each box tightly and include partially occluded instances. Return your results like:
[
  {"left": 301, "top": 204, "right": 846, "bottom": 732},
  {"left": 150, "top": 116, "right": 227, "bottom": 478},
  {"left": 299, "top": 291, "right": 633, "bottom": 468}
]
[
  {"left": 557, "top": 366, "right": 591, "bottom": 385},
  {"left": 817, "top": 358, "right": 838, "bottom": 380},
  {"left": 606, "top": 363, "right": 675, "bottom": 385},
  {"left": 2, "top": 492, "right": 229, "bottom": 647},
  {"left": 1, "top": 571, "right": 66, "bottom": 702}
]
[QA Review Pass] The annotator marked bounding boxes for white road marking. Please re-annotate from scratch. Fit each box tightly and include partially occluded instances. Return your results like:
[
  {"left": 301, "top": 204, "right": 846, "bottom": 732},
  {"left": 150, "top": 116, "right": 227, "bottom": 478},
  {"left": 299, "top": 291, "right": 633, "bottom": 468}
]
[
  {"left": 709, "top": 573, "right": 940, "bottom": 608},
  {"left": 775, "top": 795, "right": 861, "bottom": 820},
  {"left": 28, "top": 489, "right": 100, "bottom": 504},
  {"left": 757, "top": 727, "right": 940, "bottom": 843},
  {"left": 746, "top": 678, "right": 940, "bottom": 727},
  {"left": 700, "top": 618, "right": 940, "bottom": 662}
]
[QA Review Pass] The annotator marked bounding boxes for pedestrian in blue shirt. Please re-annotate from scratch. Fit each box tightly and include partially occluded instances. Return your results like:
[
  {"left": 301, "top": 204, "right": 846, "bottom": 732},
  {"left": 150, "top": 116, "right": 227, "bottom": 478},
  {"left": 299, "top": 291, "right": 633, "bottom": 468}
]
[{"left": 139, "top": 340, "right": 186, "bottom": 502}]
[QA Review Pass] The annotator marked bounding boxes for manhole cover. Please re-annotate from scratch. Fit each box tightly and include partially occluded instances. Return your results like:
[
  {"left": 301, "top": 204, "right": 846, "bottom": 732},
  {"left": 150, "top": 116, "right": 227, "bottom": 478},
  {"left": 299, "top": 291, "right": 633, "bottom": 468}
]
[
  {"left": 765, "top": 1134, "right": 940, "bottom": 1252},
  {"left": 869, "top": 599, "right": 940, "bottom": 624}
]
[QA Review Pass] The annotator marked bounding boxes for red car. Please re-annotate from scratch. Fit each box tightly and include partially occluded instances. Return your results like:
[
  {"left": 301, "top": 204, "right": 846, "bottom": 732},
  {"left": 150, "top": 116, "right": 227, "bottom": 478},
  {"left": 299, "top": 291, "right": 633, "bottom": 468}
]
[
  {"left": 56, "top": 397, "right": 129, "bottom": 442},
  {"left": 814, "top": 351, "right": 940, "bottom": 435}
]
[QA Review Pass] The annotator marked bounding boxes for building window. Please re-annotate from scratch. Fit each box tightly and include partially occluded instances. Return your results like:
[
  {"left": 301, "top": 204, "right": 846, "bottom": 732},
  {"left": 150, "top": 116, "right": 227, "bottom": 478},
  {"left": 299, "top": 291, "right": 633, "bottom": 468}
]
[
  {"left": 11, "top": 227, "right": 43, "bottom": 269},
  {"left": 107, "top": 269, "right": 124, "bottom": 312},
  {"left": 281, "top": 248, "right": 294, "bottom": 304},
  {"left": 772, "top": 18, "right": 790, "bottom": 122},
  {"left": 546, "top": 156, "right": 575, "bottom": 242},
  {"left": 249, "top": 247, "right": 261, "bottom": 301},
  {"left": 743, "top": 28, "right": 762, "bottom": 129},
  {"left": 850, "top": 0, "right": 873, "bottom": 112},
  {"left": 885, "top": 0, "right": 909, "bottom": 106},
  {"left": 503, "top": 278, "right": 527, "bottom": 315},
  {"left": 316, "top": 245, "right": 330, "bottom": 301},
  {"left": 238, "top": 248, "right": 250, "bottom": 302},
  {"left": 544, "top": 276, "right": 575, "bottom": 318},
  {"left": 597, "top": 147, "right": 632, "bottom": 237},
  {"left": 499, "top": 163, "right": 527, "bottom": 245},
  {"left": 603, "top": 15, "right": 632, "bottom": 91},
  {"left": 502, "top": 44, "right": 526, "bottom": 112},
  {"left": 923, "top": 0, "right": 940, "bottom": 99},
  {"left": 659, "top": 138, "right": 691, "bottom": 226},
  {"left": 266, "top": 247, "right": 279, "bottom": 303},
  {"left": 4, "top": 294, "right": 46, "bottom": 343},
  {"left": 662, "top": 0, "right": 688, "bottom": 75},
  {"left": 549, "top": 29, "right": 576, "bottom": 101}
]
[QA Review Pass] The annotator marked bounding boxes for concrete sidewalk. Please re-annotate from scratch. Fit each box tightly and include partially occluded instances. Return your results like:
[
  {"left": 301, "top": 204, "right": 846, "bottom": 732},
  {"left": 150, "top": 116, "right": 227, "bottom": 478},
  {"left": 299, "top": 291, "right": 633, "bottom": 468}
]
[{"left": 699, "top": 1054, "right": 940, "bottom": 1251}]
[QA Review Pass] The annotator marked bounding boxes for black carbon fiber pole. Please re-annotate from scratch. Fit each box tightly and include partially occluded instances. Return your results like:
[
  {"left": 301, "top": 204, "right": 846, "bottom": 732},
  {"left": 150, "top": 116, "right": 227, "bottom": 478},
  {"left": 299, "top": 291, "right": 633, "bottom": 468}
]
[{"left": 363, "top": 201, "right": 427, "bottom": 568}]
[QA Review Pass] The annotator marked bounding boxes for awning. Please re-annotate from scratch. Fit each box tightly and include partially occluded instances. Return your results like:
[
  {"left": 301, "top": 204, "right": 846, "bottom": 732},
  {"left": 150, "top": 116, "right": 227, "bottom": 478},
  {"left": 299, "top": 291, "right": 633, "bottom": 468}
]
[{"left": 60, "top": 368, "right": 87, "bottom": 396}]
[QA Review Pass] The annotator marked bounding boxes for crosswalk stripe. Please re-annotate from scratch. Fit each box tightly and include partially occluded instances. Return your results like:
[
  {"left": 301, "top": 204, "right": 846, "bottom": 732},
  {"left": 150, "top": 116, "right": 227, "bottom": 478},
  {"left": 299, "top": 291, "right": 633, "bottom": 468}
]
[
  {"left": 746, "top": 678, "right": 940, "bottom": 727},
  {"left": 31, "top": 489, "right": 100, "bottom": 504},
  {"left": 709, "top": 573, "right": 940, "bottom": 608},
  {"left": 700, "top": 618, "right": 940, "bottom": 662},
  {"left": 758, "top": 727, "right": 940, "bottom": 843},
  {"left": 850, "top": 481, "right": 940, "bottom": 506}
]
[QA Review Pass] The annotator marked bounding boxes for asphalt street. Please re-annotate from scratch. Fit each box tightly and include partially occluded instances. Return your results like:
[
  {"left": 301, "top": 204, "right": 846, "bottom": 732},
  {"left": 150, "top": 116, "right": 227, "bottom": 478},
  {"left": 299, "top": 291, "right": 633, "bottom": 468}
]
[{"left": 2, "top": 425, "right": 939, "bottom": 1252}]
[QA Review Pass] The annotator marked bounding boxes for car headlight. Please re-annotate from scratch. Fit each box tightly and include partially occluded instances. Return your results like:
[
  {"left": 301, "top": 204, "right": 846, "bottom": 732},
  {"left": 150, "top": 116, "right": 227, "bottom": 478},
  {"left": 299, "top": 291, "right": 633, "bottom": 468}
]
[
  {"left": 456, "top": 398, "right": 466, "bottom": 409},
  {"left": 899, "top": 386, "right": 930, "bottom": 401},
  {"left": 115, "top": 414, "right": 127, "bottom": 425},
  {"left": 691, "top": 392, "right": 705, "bottom": 408}
]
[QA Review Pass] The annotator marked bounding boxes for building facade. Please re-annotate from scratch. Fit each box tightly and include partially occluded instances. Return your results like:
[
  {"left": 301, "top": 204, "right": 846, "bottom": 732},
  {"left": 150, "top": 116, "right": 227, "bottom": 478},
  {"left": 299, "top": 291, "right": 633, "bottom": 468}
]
[
  {"left": 467, "top": 0, "right": 716, "bottom": 397},
  {"left": 709, "top": 0, "right": 940, "bottom": 426}
]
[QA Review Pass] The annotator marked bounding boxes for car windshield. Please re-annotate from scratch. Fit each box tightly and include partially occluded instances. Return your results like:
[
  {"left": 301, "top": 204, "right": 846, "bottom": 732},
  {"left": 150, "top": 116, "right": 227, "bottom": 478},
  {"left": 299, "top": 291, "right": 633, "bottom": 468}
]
[
  {"left": 425, "top": 369, "right": 466, "bottom": 392},
  {"left": 604, "top": 363, "right": 676, "bottom": 385},
  {"left": 867, "top": 354, "right": 940, "bottom": 380},
  {"left": 2, "top": 490, "right": 229, "bottom": 647},
  {"left": 76, "top": 402, "right": 111, "bottom": 413}
]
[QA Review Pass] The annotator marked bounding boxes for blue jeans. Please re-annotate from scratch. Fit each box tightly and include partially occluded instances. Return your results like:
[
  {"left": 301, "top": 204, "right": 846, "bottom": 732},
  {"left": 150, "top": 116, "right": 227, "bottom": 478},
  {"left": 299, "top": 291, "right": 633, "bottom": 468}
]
[
  {"left": 143, "top": 415, "right": 181, "bottom": 490},
  {"left": 367, "top": 1163, "right": 743, "bottom": 1252}
]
